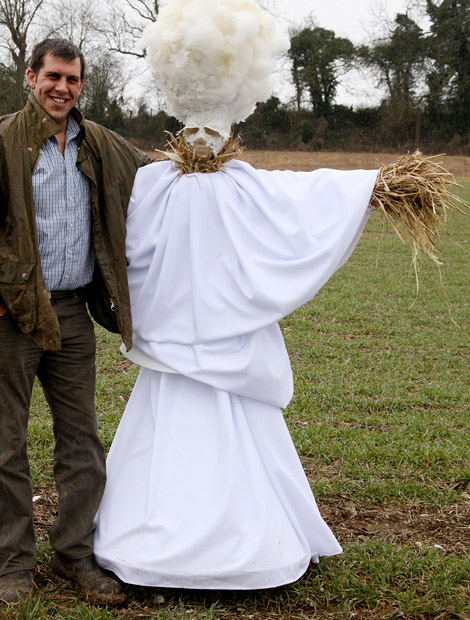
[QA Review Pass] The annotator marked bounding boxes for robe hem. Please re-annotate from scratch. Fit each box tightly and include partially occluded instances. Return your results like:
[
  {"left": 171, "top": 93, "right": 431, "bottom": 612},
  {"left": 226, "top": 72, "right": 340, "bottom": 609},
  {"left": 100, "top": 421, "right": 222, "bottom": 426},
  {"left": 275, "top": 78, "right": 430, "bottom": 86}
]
[{"left": 95, "top": 549, "right": 342, "bottom": 590}]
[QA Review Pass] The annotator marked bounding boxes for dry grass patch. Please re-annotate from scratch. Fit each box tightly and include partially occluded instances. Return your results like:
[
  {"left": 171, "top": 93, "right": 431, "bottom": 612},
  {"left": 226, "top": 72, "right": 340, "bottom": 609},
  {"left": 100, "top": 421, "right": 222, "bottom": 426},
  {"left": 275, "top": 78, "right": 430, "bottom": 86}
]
[
  {"left": 241, "top": 150, "right": 470, "bottom": 179},
  {"left": 150, "top": 148, "right": 470, "bottom": 178}
]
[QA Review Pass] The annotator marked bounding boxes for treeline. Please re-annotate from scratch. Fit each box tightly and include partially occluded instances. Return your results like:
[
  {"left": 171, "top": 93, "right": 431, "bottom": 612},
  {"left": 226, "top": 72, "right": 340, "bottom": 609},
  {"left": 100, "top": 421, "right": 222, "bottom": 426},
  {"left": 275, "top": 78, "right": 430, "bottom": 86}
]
[{"left": 0, "top": 0, "right": 468, "bottom": 153}]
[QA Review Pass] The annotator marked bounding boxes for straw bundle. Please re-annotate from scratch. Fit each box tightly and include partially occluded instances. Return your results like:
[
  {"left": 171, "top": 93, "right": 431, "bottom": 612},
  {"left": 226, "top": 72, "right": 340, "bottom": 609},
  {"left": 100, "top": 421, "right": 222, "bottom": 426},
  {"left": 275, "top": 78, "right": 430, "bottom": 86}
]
[
  {"left": 370, "top": 151, "right": 467, "bottom": 264},
  {"left": 157, "top": 132, "right": 243, "bottom": 175}
]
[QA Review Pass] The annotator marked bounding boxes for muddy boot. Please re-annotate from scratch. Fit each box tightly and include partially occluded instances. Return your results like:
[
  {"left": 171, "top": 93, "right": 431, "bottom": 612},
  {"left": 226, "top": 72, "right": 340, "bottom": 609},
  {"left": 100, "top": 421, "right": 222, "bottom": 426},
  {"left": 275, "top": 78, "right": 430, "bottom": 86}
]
[
  {"left": 0, "top": 570, "right": 34, "bottom": 604},
  {"left": 52, "top": 553, "right": 126, "bottom": 606}
]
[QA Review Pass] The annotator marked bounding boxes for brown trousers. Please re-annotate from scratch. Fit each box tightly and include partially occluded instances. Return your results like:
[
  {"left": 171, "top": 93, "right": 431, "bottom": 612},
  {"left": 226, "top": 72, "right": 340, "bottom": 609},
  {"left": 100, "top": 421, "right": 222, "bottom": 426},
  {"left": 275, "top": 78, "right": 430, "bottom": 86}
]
[{"left": 0, "top": 296, "right": 106, "bottom": 576}]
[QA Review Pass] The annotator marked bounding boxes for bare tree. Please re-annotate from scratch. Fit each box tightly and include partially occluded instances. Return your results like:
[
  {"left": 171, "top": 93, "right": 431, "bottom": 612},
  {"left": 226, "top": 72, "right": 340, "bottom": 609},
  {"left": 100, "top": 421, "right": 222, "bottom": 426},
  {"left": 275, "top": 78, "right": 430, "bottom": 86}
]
[
  {"left": 47, "top": 0, "right": 99, "bottom": 51},
  {"left": 99, "top": 0, "right": 159, "bottom": 59},
  {"left": 0, "top": 0, "right": 46, "bottom": 109},
  {"left": 79, "top": 50, "right": 127, "bottom": 129}
]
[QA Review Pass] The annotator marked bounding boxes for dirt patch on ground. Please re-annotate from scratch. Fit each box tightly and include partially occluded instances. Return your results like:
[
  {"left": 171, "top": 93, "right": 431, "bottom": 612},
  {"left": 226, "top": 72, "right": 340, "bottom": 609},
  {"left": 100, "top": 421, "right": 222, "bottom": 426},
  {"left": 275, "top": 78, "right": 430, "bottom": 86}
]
[
  {"left": 319, "top": 497, "right": 470, "bottom": 555},
  {"left": 33, "top": 480, "right": 469, "bottom": 557},
  {"left": 33, "top": 482, "right": 58, "bottom": 542}
]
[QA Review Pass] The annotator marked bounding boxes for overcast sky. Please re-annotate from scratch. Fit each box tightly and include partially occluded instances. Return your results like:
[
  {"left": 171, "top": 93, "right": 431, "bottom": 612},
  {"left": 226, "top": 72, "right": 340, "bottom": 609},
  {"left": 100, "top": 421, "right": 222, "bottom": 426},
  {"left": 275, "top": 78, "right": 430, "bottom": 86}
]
[
  {"left": 134, "top": 0, "right": 421, "bottom": 111},
  {"left": 269, "top": 0, "right": 417, "bottom": 107},
  {"left": 273, "top": 0, "right": 413, "bottom": 40}
]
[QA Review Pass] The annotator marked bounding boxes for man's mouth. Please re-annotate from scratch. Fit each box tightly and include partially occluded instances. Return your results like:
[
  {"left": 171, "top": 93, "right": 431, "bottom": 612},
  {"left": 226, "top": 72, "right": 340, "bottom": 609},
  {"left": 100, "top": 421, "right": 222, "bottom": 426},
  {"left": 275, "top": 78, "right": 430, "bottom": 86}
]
[{"left": 51, "top": 97, "right": 67, "bottom": 104}]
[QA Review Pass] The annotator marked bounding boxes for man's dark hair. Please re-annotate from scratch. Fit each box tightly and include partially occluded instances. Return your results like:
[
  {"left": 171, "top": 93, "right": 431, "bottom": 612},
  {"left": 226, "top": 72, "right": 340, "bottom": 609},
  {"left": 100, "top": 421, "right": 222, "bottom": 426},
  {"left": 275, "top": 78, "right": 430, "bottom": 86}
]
[{"left": 29, "top": 39, "right": 85, "bottom": 80}]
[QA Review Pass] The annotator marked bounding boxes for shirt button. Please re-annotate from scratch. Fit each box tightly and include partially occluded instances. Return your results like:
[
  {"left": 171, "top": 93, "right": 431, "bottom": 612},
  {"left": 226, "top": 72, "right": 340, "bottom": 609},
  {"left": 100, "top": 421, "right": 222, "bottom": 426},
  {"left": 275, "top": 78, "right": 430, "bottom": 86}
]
[
  {"left": 42, "top": 118, "right": 47, "bottom": 123},
  {"left": 67, "top": 249, "right": 71, "bottom": 254}
]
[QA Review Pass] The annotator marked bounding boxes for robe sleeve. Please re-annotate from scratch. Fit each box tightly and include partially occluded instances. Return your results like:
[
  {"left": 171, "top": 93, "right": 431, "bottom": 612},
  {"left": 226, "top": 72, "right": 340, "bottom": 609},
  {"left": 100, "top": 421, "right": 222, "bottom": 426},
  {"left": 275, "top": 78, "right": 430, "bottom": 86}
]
[{"left": 125, "top": 160, "right": 378, "bottom": 344}]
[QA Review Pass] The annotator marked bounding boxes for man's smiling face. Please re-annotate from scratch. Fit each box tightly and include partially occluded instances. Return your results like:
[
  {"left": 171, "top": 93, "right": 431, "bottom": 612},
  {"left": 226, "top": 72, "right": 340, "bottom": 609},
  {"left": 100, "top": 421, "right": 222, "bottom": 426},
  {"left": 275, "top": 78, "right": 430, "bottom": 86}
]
[{"left": 26, "top": 52, "right": 83, "bottom": 129}]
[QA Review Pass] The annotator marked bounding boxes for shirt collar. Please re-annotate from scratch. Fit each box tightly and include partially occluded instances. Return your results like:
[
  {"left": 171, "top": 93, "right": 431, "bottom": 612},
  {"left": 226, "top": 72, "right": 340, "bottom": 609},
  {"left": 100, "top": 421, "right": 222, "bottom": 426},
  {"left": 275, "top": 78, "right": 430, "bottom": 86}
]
[{"left": 65, "top": 114, "right": 81, "bottom": 142}]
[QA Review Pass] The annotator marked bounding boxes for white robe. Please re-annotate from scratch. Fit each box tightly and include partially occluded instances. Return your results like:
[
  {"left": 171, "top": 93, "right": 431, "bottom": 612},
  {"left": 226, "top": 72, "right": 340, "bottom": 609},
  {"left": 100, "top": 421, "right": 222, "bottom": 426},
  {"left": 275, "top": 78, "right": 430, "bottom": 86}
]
[{"left": 94, "top": 159, "right": 378, "bottom": 589}]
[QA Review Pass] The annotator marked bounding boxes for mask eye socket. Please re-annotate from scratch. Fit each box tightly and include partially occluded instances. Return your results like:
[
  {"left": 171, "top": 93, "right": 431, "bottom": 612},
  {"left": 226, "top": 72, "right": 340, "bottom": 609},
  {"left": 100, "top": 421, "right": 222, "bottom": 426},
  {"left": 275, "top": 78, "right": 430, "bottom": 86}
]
[{"left": 204, "top": 127, "right": 220, "bottom": 138}]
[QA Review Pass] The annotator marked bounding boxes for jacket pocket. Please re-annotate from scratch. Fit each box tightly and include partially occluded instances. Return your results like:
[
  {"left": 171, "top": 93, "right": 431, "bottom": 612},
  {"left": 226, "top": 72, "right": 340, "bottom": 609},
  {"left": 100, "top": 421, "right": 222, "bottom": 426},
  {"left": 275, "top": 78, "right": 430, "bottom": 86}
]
[
  {"left": 0, "top": 259, "right": 37, "bottom": 332},
  {"left": 0, "top": 259, "right": 35, "bottom": 283}
]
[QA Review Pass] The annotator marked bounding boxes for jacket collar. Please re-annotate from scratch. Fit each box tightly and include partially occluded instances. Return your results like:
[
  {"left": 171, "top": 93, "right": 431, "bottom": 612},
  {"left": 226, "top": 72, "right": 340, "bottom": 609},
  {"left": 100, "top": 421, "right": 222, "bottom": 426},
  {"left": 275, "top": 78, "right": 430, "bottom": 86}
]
[{"left": 24, "top": 93, "right": 86, "bottom": 147}]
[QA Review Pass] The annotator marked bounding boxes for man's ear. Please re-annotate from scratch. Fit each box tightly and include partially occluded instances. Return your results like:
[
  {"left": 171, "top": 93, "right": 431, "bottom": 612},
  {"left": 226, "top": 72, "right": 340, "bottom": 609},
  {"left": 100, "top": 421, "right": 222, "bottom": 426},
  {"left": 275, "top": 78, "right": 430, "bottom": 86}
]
[{"left": 26, "top": 68, "right": 36, "bottom": 90}]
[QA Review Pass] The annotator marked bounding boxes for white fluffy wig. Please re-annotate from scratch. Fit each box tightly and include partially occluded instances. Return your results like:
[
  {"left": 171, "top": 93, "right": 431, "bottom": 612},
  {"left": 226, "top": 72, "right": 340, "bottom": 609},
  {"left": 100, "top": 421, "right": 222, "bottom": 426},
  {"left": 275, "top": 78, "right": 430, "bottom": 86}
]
[{"left": 140, "top": 0, "right": 289, "bottom": 152}]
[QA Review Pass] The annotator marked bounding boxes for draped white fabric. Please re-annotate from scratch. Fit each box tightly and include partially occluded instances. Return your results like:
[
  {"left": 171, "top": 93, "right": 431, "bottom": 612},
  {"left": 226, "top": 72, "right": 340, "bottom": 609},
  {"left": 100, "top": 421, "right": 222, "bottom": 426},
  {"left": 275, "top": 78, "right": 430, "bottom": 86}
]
[{"left": 94, "top": 160, "right": 378, "bottom": 589}]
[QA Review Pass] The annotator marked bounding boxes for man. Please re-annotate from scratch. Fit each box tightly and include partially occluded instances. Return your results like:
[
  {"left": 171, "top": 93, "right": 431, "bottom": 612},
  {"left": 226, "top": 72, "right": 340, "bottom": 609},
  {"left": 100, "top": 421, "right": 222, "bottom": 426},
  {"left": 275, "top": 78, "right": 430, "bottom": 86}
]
[{"left": 0, "top": 39, "right": 151, "bottom": 605}]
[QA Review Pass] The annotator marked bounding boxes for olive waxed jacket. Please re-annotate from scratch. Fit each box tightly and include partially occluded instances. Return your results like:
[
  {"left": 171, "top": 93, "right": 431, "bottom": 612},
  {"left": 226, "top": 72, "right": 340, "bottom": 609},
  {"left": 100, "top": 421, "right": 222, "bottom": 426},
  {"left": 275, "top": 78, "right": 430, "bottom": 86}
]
[{"left": 0, "top": 95, "right": 151, "bottom": 350}]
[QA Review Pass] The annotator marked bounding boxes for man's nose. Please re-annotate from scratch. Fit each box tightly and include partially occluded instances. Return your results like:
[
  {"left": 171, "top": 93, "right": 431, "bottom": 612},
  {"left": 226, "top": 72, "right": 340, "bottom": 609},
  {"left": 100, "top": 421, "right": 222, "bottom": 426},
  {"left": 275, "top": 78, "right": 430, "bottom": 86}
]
[{"left": 55, "top": 78, "right": 68, "bottom": 92}]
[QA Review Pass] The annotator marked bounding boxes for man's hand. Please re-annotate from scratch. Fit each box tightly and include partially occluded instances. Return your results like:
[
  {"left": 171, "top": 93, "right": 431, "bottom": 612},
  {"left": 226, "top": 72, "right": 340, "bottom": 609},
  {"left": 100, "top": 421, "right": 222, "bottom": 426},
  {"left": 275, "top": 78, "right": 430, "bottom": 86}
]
[{"left": 0, "top": 301, "right": 9, "bottom": 317}]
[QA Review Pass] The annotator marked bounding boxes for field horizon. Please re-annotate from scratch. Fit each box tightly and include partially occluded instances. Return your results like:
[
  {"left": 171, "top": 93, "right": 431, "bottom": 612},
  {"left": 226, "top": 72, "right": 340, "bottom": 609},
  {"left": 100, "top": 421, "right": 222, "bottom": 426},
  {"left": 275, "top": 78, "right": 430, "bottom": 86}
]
[{"left": 150, "top": 149, "right": 470, "bottom": 180}]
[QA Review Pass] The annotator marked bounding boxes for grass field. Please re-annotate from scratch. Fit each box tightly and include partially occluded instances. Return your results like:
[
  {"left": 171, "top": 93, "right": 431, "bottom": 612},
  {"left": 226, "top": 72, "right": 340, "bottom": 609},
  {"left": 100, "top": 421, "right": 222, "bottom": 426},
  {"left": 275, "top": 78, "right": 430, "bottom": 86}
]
[{"left": 3, "top": 153, "right": 469, "bottom": 620}]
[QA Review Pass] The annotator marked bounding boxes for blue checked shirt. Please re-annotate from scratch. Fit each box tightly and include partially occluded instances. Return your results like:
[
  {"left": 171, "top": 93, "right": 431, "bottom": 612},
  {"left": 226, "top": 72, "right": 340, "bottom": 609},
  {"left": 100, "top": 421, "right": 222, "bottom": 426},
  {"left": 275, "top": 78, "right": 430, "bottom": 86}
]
[{"left": 33, "top": 115, "right": 94, "bottom": 291}]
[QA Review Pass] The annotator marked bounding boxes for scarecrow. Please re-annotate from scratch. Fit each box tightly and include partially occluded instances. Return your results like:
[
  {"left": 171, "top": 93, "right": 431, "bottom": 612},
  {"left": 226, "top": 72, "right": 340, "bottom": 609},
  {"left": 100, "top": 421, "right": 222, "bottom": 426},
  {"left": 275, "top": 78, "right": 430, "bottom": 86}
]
[{"left": 94, "top": 0, "right": 465, "bottom": 589}]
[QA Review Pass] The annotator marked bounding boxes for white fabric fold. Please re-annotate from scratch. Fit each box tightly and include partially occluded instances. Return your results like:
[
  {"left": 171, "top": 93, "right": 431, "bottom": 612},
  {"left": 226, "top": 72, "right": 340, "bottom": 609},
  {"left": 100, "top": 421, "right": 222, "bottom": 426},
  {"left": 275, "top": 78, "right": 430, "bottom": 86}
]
[
  {"left": 123, "top": 160, "right": 377, "bottom": 407},
  {"left": 94, "top": 159, "right": 378, "bottom": 589}
]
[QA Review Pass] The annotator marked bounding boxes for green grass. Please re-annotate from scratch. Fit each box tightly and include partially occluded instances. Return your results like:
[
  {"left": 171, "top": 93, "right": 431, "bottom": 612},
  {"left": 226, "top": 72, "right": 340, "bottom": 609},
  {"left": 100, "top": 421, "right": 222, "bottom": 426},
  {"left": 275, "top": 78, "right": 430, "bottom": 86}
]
[
  {"left": 9, "top": 182, "right": 469, "bottom": 619},
  {"left": 284, "top": 198, "right": 470, "bottom": 508}
]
